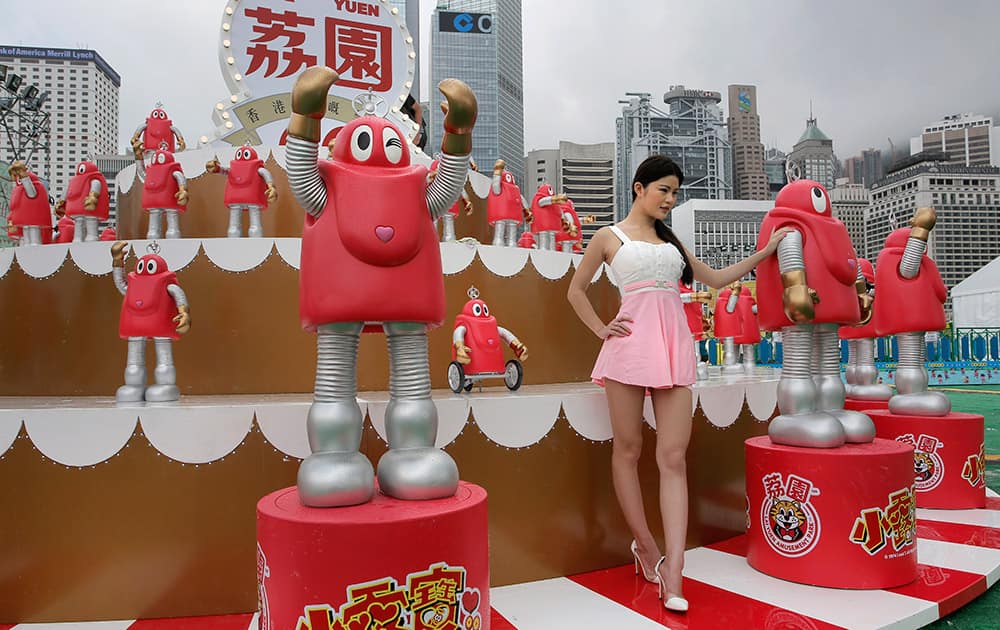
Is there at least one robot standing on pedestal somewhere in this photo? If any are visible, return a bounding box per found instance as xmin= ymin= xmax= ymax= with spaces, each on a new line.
xmin=142 ymin=148 xmax=189 ymax=239
xmin=680 ymin=282 xmax=713 ymax=380
xmin=529 ymin=184 xmax=569 ymax=251
xmin=755 ymin=180 xmax=875 ymax=448
xmin=131 ymin=105 xmax=186 ymax=159
xmin=284 ymin=66 xmax=476 ymax=507
xmin=487 ymin=159 xmax=526 ymax=247
xmin=7 ymin=161 xmax=52 ymax=246
xmin=56 ymin=160 xmax=109 ymax=242
xmin=874 ymin=208 xmax=950 ymax=416
xmin=714 ymin=282 xmax=746 ymax=375
xmin=840 ymin=258 xmax=892 ymax=400
xmin=111 ymin=241 xmax=191 ymax=403
xmin=734 ymin=284 xmax=761 ymax=374
xmin=206 ymin=147 xmax=278 ymax=238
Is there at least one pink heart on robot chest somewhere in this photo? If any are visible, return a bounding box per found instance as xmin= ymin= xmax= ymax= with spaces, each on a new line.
xmin=135 ymin=299 xmax=144 ymax=307
xmin=375 ymin=225 xmax=395 ymax=242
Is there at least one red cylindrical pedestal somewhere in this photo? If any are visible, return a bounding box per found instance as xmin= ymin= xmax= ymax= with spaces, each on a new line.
xmin=257 ymin=482 xmax=490 ymax=630
xmin=746 ymin=436 xmax=917 ymax=589
xmin=844 ymin=397 xmax=889 ymax=413
xmin=868 ymin=410 xmax=987 ymax=509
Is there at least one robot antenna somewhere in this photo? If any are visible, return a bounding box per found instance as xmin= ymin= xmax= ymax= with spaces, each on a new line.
xmin=467 ymin=286 xmax=480 ymax=300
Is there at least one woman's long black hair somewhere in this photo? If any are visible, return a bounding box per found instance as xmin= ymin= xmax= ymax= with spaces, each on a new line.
xmin=631 ymin=155 xmax=693 ymax=285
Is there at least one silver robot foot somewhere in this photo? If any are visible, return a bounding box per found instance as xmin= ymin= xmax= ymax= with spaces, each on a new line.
xmin=145 ymin=384 xmax=181 ymax=402
xmin=723 ymin=364 xmax=745 ymax=376
xmin=697 ymin=362 xmax=709 ymax=381
xmin=297 ymin=451 xmax=375 ymax=507
xmin=889 ymin=392 xmax=952 ymax=417
xmin=116 ymin=385 xmax=145 ymax=403
xmin=851 ymin=384 xmax=893 ymax=401
xmin=768 ymin=412 xmax=846 ymax=448
xmin=827 ymin=409 xmax=876 ymax=443
xmin=376 ymin=448 xmax=459 ymax=501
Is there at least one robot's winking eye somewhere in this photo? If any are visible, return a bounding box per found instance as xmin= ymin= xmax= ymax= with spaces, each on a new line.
xmin=383 ymin=127 xmax=403 ymax=164
xmin=136 ymin=260 xmax=146 ymax=274
xmin=146 ymin=258 xmax=158 ymax=275
xmin=472 ymin=303 xmax=482 ymax=316
xmin=157 ymin=153 xmax=166 ymax=165
xmin=483 ymin=304 xmax=490 ymax=317
xmin=350 ymin=124 xmax=374 ymax=162
xmin=811 ymin=187 xmax=827 ymax=213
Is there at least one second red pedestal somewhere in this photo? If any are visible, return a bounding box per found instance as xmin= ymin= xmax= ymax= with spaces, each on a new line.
xmin=844 ymin=397 xmax=890 ymax=413
xmin=746 ymin=436 xmax=917 ymax=589
xmin=868 ymin=409 xmax=987 ymax=509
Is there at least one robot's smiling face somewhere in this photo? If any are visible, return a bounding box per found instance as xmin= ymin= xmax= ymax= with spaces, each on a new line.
xmin=775 ymin=179 xmax=831 ymax=215
xmin=135 ymin=254 xmax=168 ymax=276
xmin=235 ymin=147 xmax=258 ymax=161
xmin=332 ymin=116 xmax=409 ymax=168
xmin=150 ymin=108 xmax=168 ymax=121
xmin=463 ymin=299 xmax=491 ymax=319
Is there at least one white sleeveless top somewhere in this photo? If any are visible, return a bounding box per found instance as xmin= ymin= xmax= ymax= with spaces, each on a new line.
xmin=608 ymin=225 xmax=686 ymax=293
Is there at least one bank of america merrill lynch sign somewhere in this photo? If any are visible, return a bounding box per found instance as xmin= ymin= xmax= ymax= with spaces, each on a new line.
xmin=207 ymin=0 xmax=417 ymax=148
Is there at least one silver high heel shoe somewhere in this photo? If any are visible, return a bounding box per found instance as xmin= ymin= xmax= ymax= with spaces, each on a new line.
xmin=655 ymin=556 xmax=689 ymax=612
xmin=630 ymin=540 xmax=659 ymax=583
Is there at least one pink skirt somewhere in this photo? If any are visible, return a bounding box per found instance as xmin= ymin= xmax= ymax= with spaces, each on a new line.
xmin=591 ymin=289 xmax=697 ymax=389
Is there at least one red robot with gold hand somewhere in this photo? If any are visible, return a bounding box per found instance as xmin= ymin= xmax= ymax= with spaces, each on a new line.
xmin=714 ymin=282 xmax=746 ymax=375
xmin=874 ymin=208 xmax=950 ymax=416
xmin=131 ymin=105 xmax=186 ymax=160
xmin=57 ymin=160 xmax=109 ymax=242
xmin=142 ymin=149 xmax=189 ymax=239
xmin=756 ymin=180 xmax=875 ymax=448
xmin=733 ymin=284 xmax=761 ymax=374
xmin=487 ymin=159 xmax=526 ymax=247
xmin=206 ymin=146 xmax=278 ymax=238
xmin=448 ymin=288 xmax=528 ymax=392
xmin=285 ymin=67 xmax=476 ymax=507
xmin=7 ymin=161 xmax=53 ymax=246
xmin=529 ymin=184 xmax=569 ymax=251
xmin=680 ymin=282 xmax=713 ymax=380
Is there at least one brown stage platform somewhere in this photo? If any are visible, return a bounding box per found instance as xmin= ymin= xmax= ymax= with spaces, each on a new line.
xmin=0 ymin=375 xmax=778 ymax=622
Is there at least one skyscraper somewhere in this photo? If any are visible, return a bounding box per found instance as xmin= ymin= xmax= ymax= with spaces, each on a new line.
xmin=429 ymin=0 xmax=524 ymax=185
xmin=615 ymin=88 xmax=732 ymax=218
xmin=829 ymin=177 xmax=870 ymax=257
xmin=786 ymin=115 xmax=836 ymax=190
xmin=910 ymin=113 xmax=999 ymax=167
xmin=727 ymin=85 xmax=768 ymax=200
xmin=763 ymin=147 xmax=787 ymax=199
xmin=0 ymin=46 xmax=120 ymax=201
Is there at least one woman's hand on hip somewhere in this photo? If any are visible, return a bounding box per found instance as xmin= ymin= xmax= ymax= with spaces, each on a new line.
xmin=598 ymin=312 xmax=633 ymax=339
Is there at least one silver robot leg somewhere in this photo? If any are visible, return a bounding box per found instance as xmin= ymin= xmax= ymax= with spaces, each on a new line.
xmin=298 ymin=322 xmax=375 ymax=507
xmin=814 ymin=324 xmax=874 ymax=443
xmin=722 ymin=337 xmax=744 ymax=375
xmin=377 ymin=322 xmax=459 ymax=500
xmin=560 ymin=241 xmax=573 ymax=253
xmin=144 ymin=338 xmax=181 ymax=402
xmin=73 ymin=216 xmax=86 ymax=243
xmin=247 ymin=205 xmax=263 ymax=238
xmin=852 ymin=337 xmax=893 ymax=400
xmin=164 ymin=209 xmax=182 ymax=239
xmin=844 ymin=339 xmax=858 ymax=396
xmin=116 ymin=337 xmax=147 ymax=403
xmin=227 ymin=206 xmax=243 ymax=238
xmin=146 ymin=209 xmax=163 ymax=240
xmin=441 ymin=213 xmax=456 ymax=242
xmin=22 ymin=226 xmax=41 ymax=246
xmin=890 ymin=331 xmax=951 ymax=416
xmin=769 ymin=324 xmax=846 ymax=448
xmin=84 ymin=216 xmax=100 ymax=242
xmin=741 ymin=343 xmax=757 ymax=374
xmin=504 ymin=220 xmax=519 ymax=248
xmin=491 ymin=222 xmax=505 ymax=246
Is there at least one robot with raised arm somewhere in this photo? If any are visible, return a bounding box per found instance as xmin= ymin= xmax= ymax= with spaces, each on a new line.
xmin=840 ymin=258 xmax=892 ymax=401
xmin=874 ymin=208 xmax=950 ymax=416
xmin=7 ymin=161 xmax=52 ymax=246
xmin=487 ymin=159 xmax=526 ymax=247
xmin=110 ymin=241 xmax=191 ymax=403
xmin=755 ymin=180 xmax=875 ymax=448
xmin=206 ymin=147 xmax=278 ymax=238
xmin=57 ymin=160 xmax=109 ymax=242
xmin=131 ymin=105 xmax=186 ymax=160
xmin=284 ymin=66 xmax=476 ymax=507
xmin=142 ymin=148 xmax=189 ymax=239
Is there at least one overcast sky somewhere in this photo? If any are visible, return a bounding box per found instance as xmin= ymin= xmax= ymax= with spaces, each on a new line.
xmin=4 ymin=0 xmax=999 ymax=161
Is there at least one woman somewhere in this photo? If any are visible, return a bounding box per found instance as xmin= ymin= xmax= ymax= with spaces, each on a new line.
xmin=567 ymin=155 xmax=788 ymax=612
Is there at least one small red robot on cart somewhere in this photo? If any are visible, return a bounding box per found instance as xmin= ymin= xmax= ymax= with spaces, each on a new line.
xmin=449 ymin=287 xmax=529 ymax=392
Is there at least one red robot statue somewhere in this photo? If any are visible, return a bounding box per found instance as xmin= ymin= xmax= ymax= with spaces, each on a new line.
xmin=714 ymin=282 xmax=746 ymax=375
xmin=487 ymin=159 xmax=527 ymax=247
xmin=680 ymin=282 xmax=713 ymax=380
xmin=448 ymin=287 xmax=528 ymax=392
xmin=733 ymin=284 xmax=761 ymax=374
xmin=756 ymin=179 xmax=875 ymax=448
xmin=284 ymin=67 xmax=477 ymax=507
xmin=874 ymin=208 xmax=950 ymax=416
xmin=56 ymin=160 xmax=109 ymax=242
xmin=142 ymin=149 xmax=189 ymax=239
xmin=529 ymin=184 xmax=569 ymax=251
xmin=131 ymin=105 xmax=186 ymax=159
xmin=7 ymin=161 xmax=53 ymax=246
xmin=206 ymin=146 xmax=278 ymax=238
xmin=839 ymin=258 xmax=891 ymax=401
xmin=555 ymin=199 xmax=580 ymax=253
xmin=110 ymin=241 xmax=191 ymax=403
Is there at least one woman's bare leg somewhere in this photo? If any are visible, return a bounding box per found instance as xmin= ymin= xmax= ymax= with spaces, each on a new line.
xmin=651 ymin=385 xmax=693 ymax=598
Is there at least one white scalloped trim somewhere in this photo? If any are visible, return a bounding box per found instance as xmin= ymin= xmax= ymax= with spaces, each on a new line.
xmin=24 ymin=409 xmax=138 ymax=467
xmin=255 ymin=402 xmax=311 ymax=459
xmin=139 ymin=406 xmax=254 ymax=464
xmin=0 ymin=248 xmax=15 ymax=277
xmin=440 ymin=241 xmax=479 ymax=275
xmin=559 ymin=391 xmax=613 ymax=441
xmin=477 ymin=245 xmax=530 ymax=277
xmin=116 ymin=163 xmax=138 ymax=196
xmin=0 ymin=414 xmax=22 ymax=458
xmin=69 ymin=241 xmax=115 ymax=275
xmin=529 ymin=249 xmax=573 ymax=280
xmin=273 ymin=238 xmax=301 ymax=270
xmin=15 ymin=244 xmax=70 ymax=278
xmin=745 ymin=380 xmax=778 ymax=422
xmin=129 ymin=239 xmax=202 ymax=272
xmin=472 ymin=394 xmax=562 ymax=448
xmin=699 ymin=384 xmax=748 ymax=428
xmin=200 ymin=238 xmax=274 ymax=272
